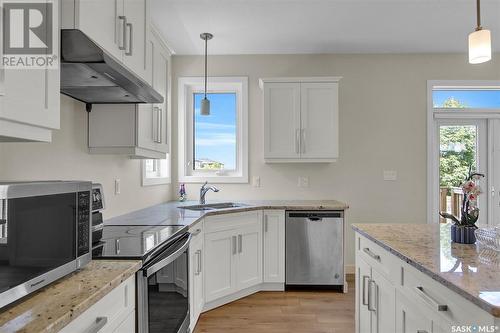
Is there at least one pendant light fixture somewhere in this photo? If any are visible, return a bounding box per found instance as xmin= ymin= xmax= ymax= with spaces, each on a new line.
xmin=200 ymin=32 xmax=213 ymax=115
xmin=468 ymin=0 xmax=491 ymax=64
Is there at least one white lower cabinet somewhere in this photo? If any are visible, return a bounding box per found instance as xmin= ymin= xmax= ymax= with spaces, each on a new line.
xmin=395 ymin=290 xmax=433 ymax=333
xmin=60 ymin=275 xmax=135 ymax=333
xmin=263 ymin=210 xmax=285 ymax=283
xmin=189 ymin=224 xmax=204 ymax=331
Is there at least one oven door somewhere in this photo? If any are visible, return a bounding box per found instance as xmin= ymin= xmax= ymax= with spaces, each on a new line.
xmin=138 ymin=232 xmax=191 ymax=333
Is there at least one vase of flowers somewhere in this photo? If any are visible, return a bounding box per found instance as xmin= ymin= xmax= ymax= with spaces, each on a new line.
xmin=439 ymin=167 xmax=484 ymax=244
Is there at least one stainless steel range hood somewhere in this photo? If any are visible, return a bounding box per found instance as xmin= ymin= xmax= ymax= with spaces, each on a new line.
xmin=60 ymin=29 xmax=163 ymax=105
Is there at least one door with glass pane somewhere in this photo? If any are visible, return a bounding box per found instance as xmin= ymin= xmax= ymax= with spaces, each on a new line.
xmin=437 ymin=119 xmax=487 ymax=225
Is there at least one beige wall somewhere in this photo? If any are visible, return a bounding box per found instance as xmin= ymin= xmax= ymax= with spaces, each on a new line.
xmin=0 ymin=95 xmax=173 ymax=219
xmin=172 ymin=53 xmax=500 ymax=265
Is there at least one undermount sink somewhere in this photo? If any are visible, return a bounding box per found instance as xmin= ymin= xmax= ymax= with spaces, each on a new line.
xmin=179 ymin=202 xmax=247 ymax=211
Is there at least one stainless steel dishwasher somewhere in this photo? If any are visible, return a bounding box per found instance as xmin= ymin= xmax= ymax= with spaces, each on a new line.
xmin=285 ymin=211 xmax=344 ymax=289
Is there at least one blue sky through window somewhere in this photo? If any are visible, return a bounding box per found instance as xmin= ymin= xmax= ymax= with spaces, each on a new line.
xmin=194 ymin=93 xmax=237 ymax=170
xmin=433 ymin=90 xmax=500 ymax=108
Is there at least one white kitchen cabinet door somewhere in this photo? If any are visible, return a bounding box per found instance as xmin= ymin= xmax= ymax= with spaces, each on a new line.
xmin=263 ymin=82 xmax=301 ymax=159
xmin=371 ymin=269 xmax=395 ymax=333
xmin=235 ymin=221 xmax=262 ymax=290
xmin=123 ymin=0 xmax=149 ymax=80
xmin=111 ymin=311 xmax=135 ymax=333
xmin=300 ymin=82 xmax=339 ymax=159
xmin=204 ymin=229 xmax=237 ymax=303
xmin=357 ymin=256 xmax=372 ymax=333
xmin=189 ymin=229 xmax=203 ymax=330
xmin=395 ymin=290 xmax=433 ymax=333
xmin=63 ymin=0 xmax=124 ymax=61
xmin=263 ymin=210 xmax=285 ymax=283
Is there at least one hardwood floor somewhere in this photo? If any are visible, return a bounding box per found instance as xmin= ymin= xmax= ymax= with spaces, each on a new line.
xmin=194 ymin=284 xmax=355 ymax=333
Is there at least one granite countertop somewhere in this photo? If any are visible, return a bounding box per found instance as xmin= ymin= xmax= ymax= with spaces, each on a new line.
xmin=352 ymin=223 xmax=500 ymax=317
xmin=0 ymin=260 xmax=142 ymax=333
xmin=104 ymin=199 xmax=349 ymax=227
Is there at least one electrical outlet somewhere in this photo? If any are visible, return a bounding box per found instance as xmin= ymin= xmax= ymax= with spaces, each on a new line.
xmin=252 ymin=176 xmax=261 ymax=187
xmin=115 ymin=179 xmax=121 ymax=195
xmin=383 ymin=170 xmax=397 ymax=181
xmin=298 ymin=176 xmax=309 ymax=188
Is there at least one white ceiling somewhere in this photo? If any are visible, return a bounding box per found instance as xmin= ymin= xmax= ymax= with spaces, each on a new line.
xmin=151 ymin=0 xmax=500 ymax=55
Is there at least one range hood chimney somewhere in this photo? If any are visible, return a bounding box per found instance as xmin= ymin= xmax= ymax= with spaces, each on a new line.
xmin=60 ymin=29 xmax=163 ymax=107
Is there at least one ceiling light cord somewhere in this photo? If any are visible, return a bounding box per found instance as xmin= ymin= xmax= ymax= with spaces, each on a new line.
xmin=204 ymin=36 xmax=208 ymax=99
xmin=476 ymin=0 xmax=482 ymax=31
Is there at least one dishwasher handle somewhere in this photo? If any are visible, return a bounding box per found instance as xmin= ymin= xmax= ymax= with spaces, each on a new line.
xmin=287 ymin=211 xmax=343 ymax=219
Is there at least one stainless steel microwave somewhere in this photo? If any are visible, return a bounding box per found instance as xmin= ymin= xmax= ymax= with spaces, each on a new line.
xmin=0 ymin=181 xmax=92 ymax=309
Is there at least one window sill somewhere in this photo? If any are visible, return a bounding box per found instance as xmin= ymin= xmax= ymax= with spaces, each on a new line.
xmin=142 ymin=177 xmax=172 ymax=186
xmin=179 ymin=175 xmax=248 ymax=184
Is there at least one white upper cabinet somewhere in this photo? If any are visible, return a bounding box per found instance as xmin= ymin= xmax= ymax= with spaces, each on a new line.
xmin=0 ymin=0 xmax=60 ymax=142
xmin=87 ymin=25 xmax=171 ymax=159
xmin=62 ymin=0 xmax=150 ymax=84
xmin=260 ymin=77 xmax=341 ymax=163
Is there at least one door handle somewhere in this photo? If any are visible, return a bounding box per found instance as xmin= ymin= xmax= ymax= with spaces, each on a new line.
xmin=415 ymin=286 xmax=448 ymax=312
xmin=363 ymin=247 xmax=381 ymax=261
xmin=367 ymin=279 xmax=377 ymax=312
xmin=232 ymin=236 xmax=237 ymax=255
xmin=118 ymin=16 xmax=126 ymax=50
xmin=295 ymin=128 xmax=300 ymax=154
xmin=125 ymin=22 xmax=133 ymax=56
xmin=362 ymin=275 xmax=370 ymax=306
xmin=238 ymin=234 xmax=242 ymax=253
xmin=82 ymin=316 xmax=108 ymax=333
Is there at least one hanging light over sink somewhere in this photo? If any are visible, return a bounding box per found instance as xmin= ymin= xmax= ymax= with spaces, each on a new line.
xmin=468 ymin=0 xmax=492 ymax=64
xmin=200 ymin=32 xmax=213 ymax=115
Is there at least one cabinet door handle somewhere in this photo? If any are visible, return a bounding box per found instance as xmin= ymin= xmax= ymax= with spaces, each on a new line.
xmin=363 ymin=247 xmax=381 ymax=261
xmin=367 ymin=279 xmax=377 ymax=312
xmin=238 ymin=234 xmax=242 ymax=253
xmin=118 ymin=16 xmax=126 ymax=50
xmin=264 ymin=216 xmax=268 ymax=232
xmin=82 ymin=316 xmax=108 ymax=333
xmin=125 ymin=22 xmax=133 ymax=56
xmin=152 ymin=106 xmax=158 ymax=142
xmin=301 ymin=129 xmax=306 ymax=154
xmin=415 ymin=286 xmax=448 ymax=312
xmin=295 ymin=128 xmax=300 ymax=154
xmin=158 ymin=108 xmax=162 ymax=144
xmin=362 ymin=275 xmax=370 ymax=305
xmin=232 ymin=236 xmax=237 ymax=255
xmin=198 ymin=250 xmax=202 ymax=273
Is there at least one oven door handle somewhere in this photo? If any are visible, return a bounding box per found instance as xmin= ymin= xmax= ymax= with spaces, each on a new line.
xmin=144 ymin=234 xmax=191 ymax=278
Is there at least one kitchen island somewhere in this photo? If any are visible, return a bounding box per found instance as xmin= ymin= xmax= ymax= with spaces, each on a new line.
xmin=352 ymin=223 xmax=500 ymax=333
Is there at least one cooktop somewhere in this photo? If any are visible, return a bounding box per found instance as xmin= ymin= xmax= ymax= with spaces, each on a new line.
xmin=93 ymin=224 xmax=187 ymax=260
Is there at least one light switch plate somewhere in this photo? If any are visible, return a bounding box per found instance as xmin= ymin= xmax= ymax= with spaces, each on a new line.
xmin=115 ymin=179 xmax=121 ymax=195
xmin=383 ymin=170 xmax=397 ymax=181
xmin=298 ymin=176 xmax=309 ymax=188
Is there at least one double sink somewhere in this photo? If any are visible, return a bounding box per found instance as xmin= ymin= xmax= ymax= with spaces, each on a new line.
xmin=179 ymin=202 xmax=247 ymax=211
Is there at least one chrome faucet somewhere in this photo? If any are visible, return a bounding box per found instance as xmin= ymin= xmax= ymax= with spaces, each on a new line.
xmin=199 ymin=181 xmax=219 ymax=204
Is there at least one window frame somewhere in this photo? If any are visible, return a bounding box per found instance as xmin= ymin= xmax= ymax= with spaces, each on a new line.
xmin=178 ymin=76 xmax=249 ymax=183
xmin=141 ymin=154 xmax=171 ymax=186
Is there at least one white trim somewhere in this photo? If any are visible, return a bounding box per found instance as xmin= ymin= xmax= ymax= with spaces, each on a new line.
xmin=259 ymin=76 xmax=342 ymax=89
xmin=427 ymin=80 xmax=500 ymax=224
xmin=141 ymin=155 xmax=171 ymax=186
xmin=178 ymin=76 xmax=249 ymax=184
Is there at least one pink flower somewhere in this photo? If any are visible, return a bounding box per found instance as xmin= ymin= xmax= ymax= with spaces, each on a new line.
xmin=468 ymin=194 xmax=477 ymax=202
xmin=462 ymin=180 xmax=476 ymax=193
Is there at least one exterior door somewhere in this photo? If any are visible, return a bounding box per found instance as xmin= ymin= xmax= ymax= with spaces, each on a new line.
xmin=264 ymin=82 xmax=301 ymax=159
xmin=204 ymin=229 xmax=236 ymax=302
xmin=300 ymin=82 xmax=339 ymax=159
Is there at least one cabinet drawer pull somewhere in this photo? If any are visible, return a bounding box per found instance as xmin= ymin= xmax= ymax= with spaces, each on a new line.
xmin=367 ymin=279 xmax=377 ymax=312
xmin=232 ymin=236 xmax=237 ymax=255
xmin=82 ymin=316 xmax=108 ymax=333
xmin=118 ymin=16 xmax=126 ymax=50
xmin=415 ymin=286 xmax=448 ymax=312
xmin=363 ymin=247 xmax=381 ymax=261
xmin=238 ymin=234 xmax=242 ymax=253
xmin=362 ymin=275 xmax=370 ymax=305
xmin=125 ymin=22 xmax=133 ymax=56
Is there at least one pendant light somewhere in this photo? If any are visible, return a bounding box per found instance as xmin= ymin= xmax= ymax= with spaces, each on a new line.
xmin=468 ymin=0 xmax=491 ymax=64
xmin=200 ymin=33 xmax=213 ymax=115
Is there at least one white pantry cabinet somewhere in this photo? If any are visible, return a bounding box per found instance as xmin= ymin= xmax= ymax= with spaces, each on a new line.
xmin=263 ymin=210 xmax=285 ymax=283
xmin=88 ymin=25 xmax=171 ymax=159
xmin=60 ymin=275 xmax=135 ymax=333
xmin=61 ymin=0 xmax=150 ymax=83
xmin=259 ymin=77 xmax=341 ymax=163
xmin=0 ymin=0 xmax=60 ymax=142
xmin=203 ymin=211 xmax=263 ymax=304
